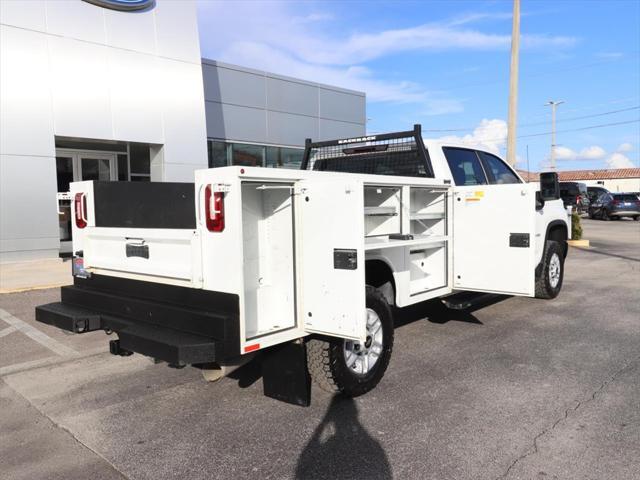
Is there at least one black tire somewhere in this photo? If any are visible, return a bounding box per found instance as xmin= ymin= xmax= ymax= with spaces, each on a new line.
xmin=602 ymin=209 xmax=610 ymax=221
xmin=306 ymin=286 xmax=394 ymax=397
xmin=535 ymin=240 xmax=565 ymax=299
xmin=634 ymin=216 xmax=639 ymax=221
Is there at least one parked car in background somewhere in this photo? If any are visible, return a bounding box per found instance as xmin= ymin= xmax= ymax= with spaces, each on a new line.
xmin=560 ymin=181 xmax=590 ymax=215
xmin=588 ymin=192 xmax=640 ymax=221
xmin=587 ymin=185 xmax=609 ymax=204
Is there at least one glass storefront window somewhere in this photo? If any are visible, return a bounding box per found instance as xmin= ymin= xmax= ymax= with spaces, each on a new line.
xmin=117 ymin=154 xmax=128 ymax=181
xmin=265 ymin=147 xmax=279 ymax=168
xmin=130 ymin=175 xmax=151 ymax=182
xmin=280 ymin=147 xmax=304 ymax=169
xmin=266 ymin=146 xmax=303 ymax=169
xmin=208 ymin=141 xmax=228 ymax=168
xmin=129 ymin=143 xmax=150 ymax=175
xmin=81 ymin=157 xmax=112 ymax=181
xmin=56 ymin=157 xmax=74 ymax=192
xmin=207 ymin=141 xmax=303 ymax=169
xmin=232 ymin=143 xmax=264 ymax=167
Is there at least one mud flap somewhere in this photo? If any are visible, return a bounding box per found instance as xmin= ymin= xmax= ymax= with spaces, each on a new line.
xmin=262 ymin=341 xmax=311 ymax=407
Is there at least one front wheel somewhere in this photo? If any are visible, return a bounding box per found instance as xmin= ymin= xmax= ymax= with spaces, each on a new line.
xmin=535 ymin=240 xmax=565 ymax=299
xmin=306 ymin=286 xmax=394 ymax=397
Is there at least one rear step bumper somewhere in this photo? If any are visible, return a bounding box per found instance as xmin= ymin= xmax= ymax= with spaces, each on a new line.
xmin=35 ymin=274 xmax=240 ymax=366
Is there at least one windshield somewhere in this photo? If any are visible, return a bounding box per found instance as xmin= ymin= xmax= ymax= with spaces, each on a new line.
xmin=615 ymin=194 xmax=639 ymax=202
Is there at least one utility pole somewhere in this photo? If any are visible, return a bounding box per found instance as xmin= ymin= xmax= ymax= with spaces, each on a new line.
xmin=506 ymin=0 xmax=520 ymax=166
xmin=545 ymin=100 xmax=564 ymax=169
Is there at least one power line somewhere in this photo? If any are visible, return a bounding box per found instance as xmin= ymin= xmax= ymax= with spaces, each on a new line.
xmin=423 ymin=105 xmax=640 ymax=132
xmin=519 ymin=119 xmax=640 ymax=139
xmin=522 ymin=105 xmax=639 ymax=127
xmin=429 ymin=119 xmax=640 ymax=144
xmin=433 ymin=52 xmax=640 ymax=93
xmin=524 ymin=96 xmax=640 ymax=119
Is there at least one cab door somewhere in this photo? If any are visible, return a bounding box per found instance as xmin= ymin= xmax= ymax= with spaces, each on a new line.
xmin=295 ymin=177 xmax=366 ymax=341
xmin=452 ymin=183 xmax=536 ymax=296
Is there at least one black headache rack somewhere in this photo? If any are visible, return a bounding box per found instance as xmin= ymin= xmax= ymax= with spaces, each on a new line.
xmin=300 ymin=124 xmax=434 ymax=178
xmin=35 ymin=275 xmax=240 ymax=366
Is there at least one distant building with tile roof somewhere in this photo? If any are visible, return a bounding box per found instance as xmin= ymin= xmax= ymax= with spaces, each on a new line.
xmin=517 ymin=168 xmax=640 ymax=192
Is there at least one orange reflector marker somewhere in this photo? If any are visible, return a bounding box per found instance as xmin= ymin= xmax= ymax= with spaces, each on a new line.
xmin=244 ymin=343 xmax=260 ymax=353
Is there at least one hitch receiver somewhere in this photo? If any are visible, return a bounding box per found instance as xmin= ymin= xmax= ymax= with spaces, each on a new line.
xmin=109 ymin=339 xmax=133 ymax=357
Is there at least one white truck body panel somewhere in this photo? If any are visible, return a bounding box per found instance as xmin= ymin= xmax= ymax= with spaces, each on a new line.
xmin=83 ymin=227 xmax=201 ymax=285
xmin=67 ymin=142 xmax=569 ymax=355
xmin=452 ymin=183 xmax=535 ymax=296
xmin=296 ymin=177 xmax=366 ymax=340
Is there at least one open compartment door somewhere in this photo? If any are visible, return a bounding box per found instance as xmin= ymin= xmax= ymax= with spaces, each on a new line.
xmin=452 ymin=184 xmax=536 ymax=296
xmin=296 ymin=178 xmax=366 ymax=341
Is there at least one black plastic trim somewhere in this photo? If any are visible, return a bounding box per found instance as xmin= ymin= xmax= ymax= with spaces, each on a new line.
xmin=544 ymin=220 xmax=569 ymax=257
xmin=92 ymin=181 xmax=196 ymax=229
xmin=301 ymin=124 xmax=434 ymax=177
xmin=35 ymin=274 xmax=240 ymax=364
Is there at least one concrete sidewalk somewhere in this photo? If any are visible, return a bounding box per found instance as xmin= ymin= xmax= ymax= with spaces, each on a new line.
xmin=0 ymin=259 xmax=72 ymax=294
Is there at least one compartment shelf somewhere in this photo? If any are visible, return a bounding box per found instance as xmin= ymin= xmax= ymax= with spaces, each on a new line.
xmin=364 ymin=186 xmax=402 ymax=236
xmin=364 ymin=234 xmax=448 ymax=251
xmin=410 ymin=212 xmax=445 ymax=220
xmin=364 ymin=206 xmax=398 ymax=217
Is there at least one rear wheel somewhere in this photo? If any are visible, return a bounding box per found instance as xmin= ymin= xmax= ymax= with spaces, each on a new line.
xmin=602 ymin=209 xmax=610 ymax=221
xmin=535 ymin=240 xmax=564 ymax=299
xmin=306 ymin=286 xmax=394 ymax=396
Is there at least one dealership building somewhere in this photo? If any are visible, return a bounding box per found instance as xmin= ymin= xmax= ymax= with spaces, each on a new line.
xmin=0 ymin=0 xmax=366 ymax=263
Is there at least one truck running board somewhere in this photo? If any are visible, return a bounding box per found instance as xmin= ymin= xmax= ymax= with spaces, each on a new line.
xmin=441 ymin=292 xmax=503 ymax=310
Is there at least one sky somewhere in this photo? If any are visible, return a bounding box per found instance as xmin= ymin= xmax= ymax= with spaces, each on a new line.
xmin=197 ymin=0 xmax=640 ymax=172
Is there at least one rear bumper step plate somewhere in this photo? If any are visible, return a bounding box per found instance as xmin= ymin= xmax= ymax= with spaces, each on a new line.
xmin=35 ymin=275 xmax=240 ymax=365
xmin=36 ymin=302 xmax=218 ymax=365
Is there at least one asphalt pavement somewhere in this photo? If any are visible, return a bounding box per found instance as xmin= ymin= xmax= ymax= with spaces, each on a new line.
xmin=1 ymin=218 xmax=639 ymax=480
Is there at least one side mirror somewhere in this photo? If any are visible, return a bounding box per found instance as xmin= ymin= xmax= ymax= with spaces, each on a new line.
xmin=539 ymin=171 xmax=560 ymax=201
xmin=536 ymin=191 xmax=545 ymax=210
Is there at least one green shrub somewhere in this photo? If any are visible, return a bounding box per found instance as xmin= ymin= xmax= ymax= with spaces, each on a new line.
xmin=571 ymin=212 xmax=583 ymax=240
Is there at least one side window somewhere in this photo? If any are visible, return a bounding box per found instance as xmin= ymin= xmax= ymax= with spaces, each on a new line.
xmin=442 ymin=148 xmax=487 ymax=186
xmin=477 ymin=151 xmax=521 ymax=184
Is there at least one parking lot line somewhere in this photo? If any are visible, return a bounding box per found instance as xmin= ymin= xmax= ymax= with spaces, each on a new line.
xmin=0 ymin=347 xmax=107 ymax=377
xmin=0 ymin=308 xmax=79 ymax=358
xmin=0 ymin=325 xmax=18 ymax=338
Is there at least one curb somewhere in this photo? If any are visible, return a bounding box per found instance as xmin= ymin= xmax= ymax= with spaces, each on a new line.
xmin=0 ymin=282 xmax=70 ymax=295
xmin=567 ymin=239 xmax=590 ymax=248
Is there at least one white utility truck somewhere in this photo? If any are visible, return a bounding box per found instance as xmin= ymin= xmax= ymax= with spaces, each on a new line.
xmin=37 ymin=126 xmax=569 ymax=405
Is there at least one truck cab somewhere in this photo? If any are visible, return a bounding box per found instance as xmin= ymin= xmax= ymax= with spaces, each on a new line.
xmin=423 ymin=140 xmax=570 ymax=289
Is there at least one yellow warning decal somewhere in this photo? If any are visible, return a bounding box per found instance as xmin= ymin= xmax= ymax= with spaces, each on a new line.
xmin=474 ymin=191 xmax=485 ymax=197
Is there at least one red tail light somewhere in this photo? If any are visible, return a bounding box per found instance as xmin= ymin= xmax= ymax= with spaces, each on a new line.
xmin=205 ymin=185 xmax=225 ymax=232
xmin=74 ymin=193 xmax=87 ymax=229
